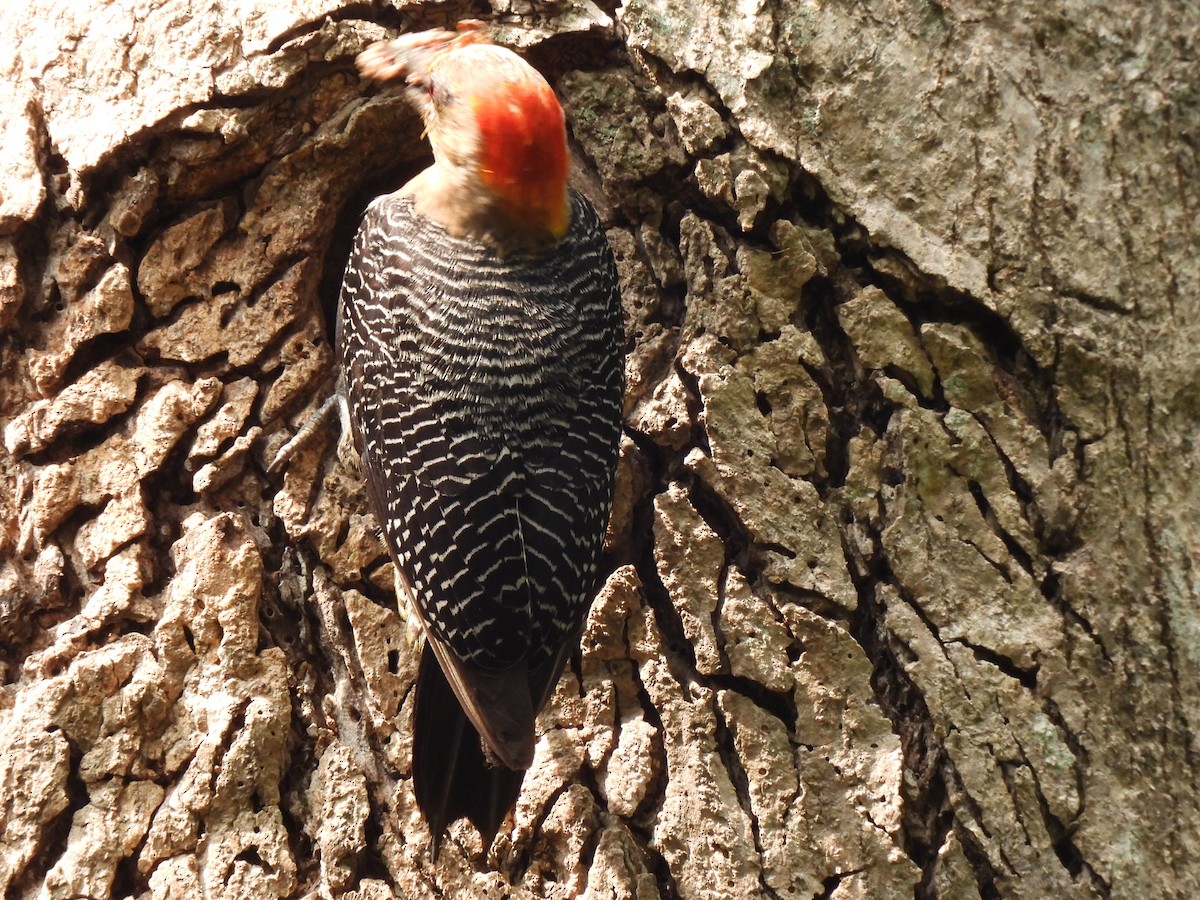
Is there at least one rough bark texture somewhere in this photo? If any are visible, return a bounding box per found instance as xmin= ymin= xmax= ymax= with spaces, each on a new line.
xmin=1 ymin=1 xmax=1196 ymax=898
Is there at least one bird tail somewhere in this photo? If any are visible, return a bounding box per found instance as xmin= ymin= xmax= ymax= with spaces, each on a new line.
xmin=411 ymin=644 xmax=526 ymax=855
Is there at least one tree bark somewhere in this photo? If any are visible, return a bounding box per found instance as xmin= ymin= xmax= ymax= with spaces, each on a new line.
xmin=1 ymin=1 xmax=1196 ymax=898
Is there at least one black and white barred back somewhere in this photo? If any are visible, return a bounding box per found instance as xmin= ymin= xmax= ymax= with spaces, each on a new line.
xmin=337 ymin=188 xmax=624 ymax=672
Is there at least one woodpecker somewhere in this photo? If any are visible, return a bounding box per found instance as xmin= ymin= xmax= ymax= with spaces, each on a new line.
xmin=338 ymin=22 xmax=624 ymax=852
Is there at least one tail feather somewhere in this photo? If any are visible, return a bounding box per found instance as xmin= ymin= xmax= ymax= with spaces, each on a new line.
xmin=412 ymin=644 xmax=526 ymax=855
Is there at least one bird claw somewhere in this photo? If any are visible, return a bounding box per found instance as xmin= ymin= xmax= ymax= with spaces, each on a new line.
xmin=267 ymin=392 xmax=339 ymax=475
xmin=394 ymin=569 xmax=426 ymax=651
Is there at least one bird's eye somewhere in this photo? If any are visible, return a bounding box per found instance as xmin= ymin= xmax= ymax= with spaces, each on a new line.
xmin=428 ymin=79 xmax=453 ymax=109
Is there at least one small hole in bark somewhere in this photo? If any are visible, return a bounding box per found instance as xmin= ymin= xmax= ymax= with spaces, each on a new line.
xmin=234 ymin=846 xmax=273 ymax=874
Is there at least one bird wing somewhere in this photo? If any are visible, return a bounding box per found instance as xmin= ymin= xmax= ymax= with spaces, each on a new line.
xmin=337 ymin=191 xmax=621 ymax=768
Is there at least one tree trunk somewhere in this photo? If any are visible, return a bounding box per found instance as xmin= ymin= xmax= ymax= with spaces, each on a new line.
xmin=1 ymin=1 xmax=1196 ymax=897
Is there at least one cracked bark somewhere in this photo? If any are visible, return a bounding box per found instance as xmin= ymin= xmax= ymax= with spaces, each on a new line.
xmin=1 ymin=1 xmax=1196 ymax=898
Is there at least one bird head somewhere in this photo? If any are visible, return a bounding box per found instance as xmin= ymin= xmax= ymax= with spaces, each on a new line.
xmin=358 ymin=22 xmax=571 ymax=246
